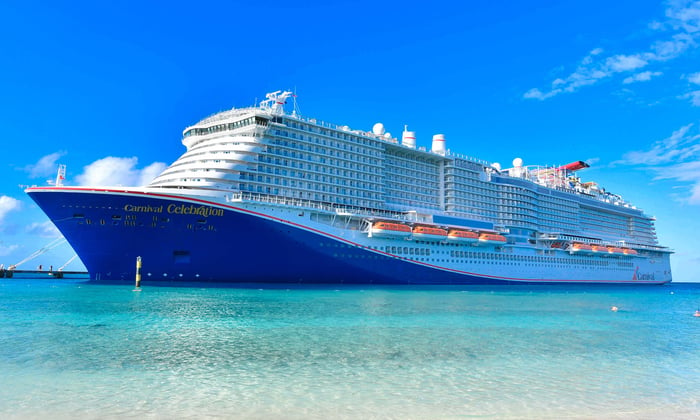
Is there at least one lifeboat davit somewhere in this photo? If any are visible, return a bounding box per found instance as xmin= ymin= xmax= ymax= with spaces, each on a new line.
xmin=446 ymin=229 xmax=479 ymax=244
xmin=370 ymin=222 xmax=412 ymax=238
xmin=412 ymin=226 xmax=448 ymax=242
xmin=622 ymin=248 xmax=638 ymax=257
xmin=478 ymin=233 xmax=507 ymax=246
xmin=570 ymin=243 xmax=594 ymax=254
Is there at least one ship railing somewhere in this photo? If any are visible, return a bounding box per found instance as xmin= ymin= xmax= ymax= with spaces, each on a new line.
xmin=615 ymin=242 xmax=673 ymax=252
xmin=228 ymin=192 xmax=414 ymax=221
xmin=536 ymin=233 xmax=671 ymax=252
xmin=284 ymin=113 xmax=491 ymax=164
xmin=444 ymin=151 xmax=490 ymax=166
xmin=188 ymin=107 xmax=257 ymax=127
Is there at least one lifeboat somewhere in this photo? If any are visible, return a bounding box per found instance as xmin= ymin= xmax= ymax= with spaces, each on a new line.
xmin=370 ymin=221 xmax=412 ymax=238
xmin=478 ymin=233 xmax=507 ymax=246
xmin=412 ymin=226 xmax=448 ymax=242
xmin=607 ymin=247 xmax=625 ymax=256
xmin=557 ymin=161 xmax=590 ymax=172
xmin=590 ymin=245 xmax=605 ymax=253
xmin=446 ymin=229 xmax=479 ymax=244
xmin=622 ymin=248 xmax=638 ymax=257
xmin=570 ymin=242 xmax=594 ymax=254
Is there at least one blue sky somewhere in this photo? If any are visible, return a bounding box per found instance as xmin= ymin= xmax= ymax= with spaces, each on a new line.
xmin=1 ymin=0 xmax=699 ymax=281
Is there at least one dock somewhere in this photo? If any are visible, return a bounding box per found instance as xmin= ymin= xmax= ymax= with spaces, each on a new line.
xmin=0 ymin=269 xmax=89 ymax=279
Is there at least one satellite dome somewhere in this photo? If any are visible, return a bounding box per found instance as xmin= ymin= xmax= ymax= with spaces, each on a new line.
xmin=492 ymin=162 xmax=501 ymax=171
xmin=372 ymin=123 xmax=385 ymax=135
xmin=513 ymin=158 xmax=523 ymax=168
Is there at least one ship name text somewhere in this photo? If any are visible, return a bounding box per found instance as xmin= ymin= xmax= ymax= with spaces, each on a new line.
xmin=124 ymin=204 xmax=224 ymax=217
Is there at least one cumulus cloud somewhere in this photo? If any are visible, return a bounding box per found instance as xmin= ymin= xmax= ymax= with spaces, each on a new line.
xmin=138 ymin=162 xmax=169 ymax=186
xmin=525 ymin=1 xmax=700 ymax=100
xmin=75 ymin=157 xmax=167 ymax=187
xmin=623 ymin=71 xmax=663 ymax=84
xmin=0 ymin=196 xmax=22 ymax=223
xmin=614 ymin=123 xmax=700 ymax=204
xmin=22 ymin=151 xmax=66 ymax=178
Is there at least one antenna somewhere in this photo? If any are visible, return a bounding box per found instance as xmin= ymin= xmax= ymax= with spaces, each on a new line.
xmin=292 ymin=88 xmax=301 ymax=117
xmin=55 ymin=164 xmax=66 ymax=186
xmin=259 ymin=91 xmax=293 ymax=115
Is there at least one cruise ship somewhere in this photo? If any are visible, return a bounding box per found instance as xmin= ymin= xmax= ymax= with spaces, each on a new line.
xmin=26 ymin=91 xmax=672 ymax=284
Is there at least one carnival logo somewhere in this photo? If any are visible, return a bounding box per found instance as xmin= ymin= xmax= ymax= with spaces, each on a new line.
xmin=124 ymin=204 xmax=163 ymax=213
xmin=632 ymin=266 xmax=655 ymax=281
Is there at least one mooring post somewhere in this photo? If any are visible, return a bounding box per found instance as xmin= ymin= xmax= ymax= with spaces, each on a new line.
xmin=134 ymin=256 xmax=142 ymax=290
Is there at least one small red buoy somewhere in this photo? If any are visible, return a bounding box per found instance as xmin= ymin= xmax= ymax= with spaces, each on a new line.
xmin=694 ymin=310 xmax=700 ymax=317
xmin=611 ymin=306 xmax=619 ymax=312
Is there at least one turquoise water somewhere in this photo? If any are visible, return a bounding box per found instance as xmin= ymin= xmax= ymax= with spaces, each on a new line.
xmin=1 ymin=280 xmax=699 ymax=419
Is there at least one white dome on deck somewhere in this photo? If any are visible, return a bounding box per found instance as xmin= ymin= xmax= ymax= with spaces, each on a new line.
xmin=372 ymin=123 xmax=385 ymax=135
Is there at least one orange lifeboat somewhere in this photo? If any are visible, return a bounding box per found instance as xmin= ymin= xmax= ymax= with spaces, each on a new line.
xmin=370 ymin=221 xmax=412 ymax=238
xmin=478 ymin=233 xmax=507 ymax=246
xmin=412 ymin=226 xmax=448 ymax=242
xmin=607 ymin=247 xmax=625 ymax=256
xmin=446 ymin=229 xmax=479 ymax=243
xmin=570 ymin=243 xmax=594 ymax=254
xmin=591 ymin=245 xmax=605 ymax=253
xmin=622 ymin=248 xmax=638 ymax=257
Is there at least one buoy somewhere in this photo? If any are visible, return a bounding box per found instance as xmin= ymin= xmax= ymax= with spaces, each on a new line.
xmin=694 ymin=310 xmax=700 ymax=317
xmin=133 ymin=256 xmax=142 ymax=291
xmin=611 ymin=306 xmax=619 ymax=312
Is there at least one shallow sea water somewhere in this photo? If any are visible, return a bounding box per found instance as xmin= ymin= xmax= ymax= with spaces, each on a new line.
xmin=1 ymin=279 xmax=699 ymax=419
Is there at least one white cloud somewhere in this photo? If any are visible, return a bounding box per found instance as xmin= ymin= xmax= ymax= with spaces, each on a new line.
xmin=691 ymin=181 xmax=700 ymax=204
xmin=665 ymin=0 xmax=700 ymax=33
xmin=524 ymin=1 xmax=700 ymax=100
xmin=623 ymin=71 xmax=663 ymax=84
xmin=606 ymin=54 xmax=648 ymax=72
xmin=75 ymin=157 xmax=167 ymax=187
xmin=648 ymin=33 xmax=695 ymax=60
xmin=23 ymin=151 xmax=66 ymax=178
xmin=0 ymin=196 xmax=22 ymax=223
xmin=0 ymin=244 xmax=19 ymax=257
xmin=682 ymin=90 xmax=700 ymax=105
xmin=615 ymin=123 xmax=700 ymax=205
xmin=138 ymin=162 xmax=168 ymax=186
xmin=25 ymin=221 xmax=61 ymax=238
xmin=523 ymin=88 xmax=555 ymax=100
xmin=680 ymin=71 xmax=700 ymax=105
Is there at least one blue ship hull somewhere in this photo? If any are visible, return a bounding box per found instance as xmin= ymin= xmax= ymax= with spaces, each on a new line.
xmin=25 ymin=189 xmax=469 ymax=284
xmin=26 ymin=188 xmax=670 ymax=285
